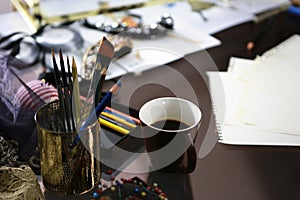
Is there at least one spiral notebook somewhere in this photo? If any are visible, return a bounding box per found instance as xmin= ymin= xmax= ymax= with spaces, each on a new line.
xmin=207 ymin=34 xmax=300 ymax=146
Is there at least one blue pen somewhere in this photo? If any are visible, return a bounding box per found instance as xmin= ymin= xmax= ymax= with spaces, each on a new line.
xmin=72 ymin=81 xmax=121 ymax=146
xmin=83 ymin=80 xmax=121 ymax=128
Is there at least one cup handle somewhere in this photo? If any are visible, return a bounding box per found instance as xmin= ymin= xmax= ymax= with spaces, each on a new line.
xmin=183 ymin=143 xmax=197 ymax=174
xmin=177 ymin=133 xmax=197 ymax=174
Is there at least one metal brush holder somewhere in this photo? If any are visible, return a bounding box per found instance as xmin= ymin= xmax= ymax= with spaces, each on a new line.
xmin=35 ymin=100 xmax=100 ymax=195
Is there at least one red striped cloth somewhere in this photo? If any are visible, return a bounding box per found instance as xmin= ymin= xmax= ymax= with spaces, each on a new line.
xmin=16 ymin=80 xmax=58 ymax=110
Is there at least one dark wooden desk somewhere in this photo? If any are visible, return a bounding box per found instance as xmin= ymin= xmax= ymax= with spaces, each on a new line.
xmin=109 ymin=11 xmax=300 ymax=200
xmin=40 ymin=10 xmax=300 ymax=200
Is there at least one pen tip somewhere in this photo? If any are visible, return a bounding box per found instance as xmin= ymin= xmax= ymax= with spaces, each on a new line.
xmin=110 ymin=80 xmax=122 ymax=94
xmin=116 ymin=80 xmax=122 ymax=87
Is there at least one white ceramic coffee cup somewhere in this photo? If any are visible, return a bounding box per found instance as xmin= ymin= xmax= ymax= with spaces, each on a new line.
xmin=139 ymin=97 xmax=202 ymax=173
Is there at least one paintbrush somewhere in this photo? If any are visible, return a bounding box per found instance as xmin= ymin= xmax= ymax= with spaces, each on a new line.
xmin=59 ymin=49 xmax=73 ymax=131
xmin=71 ymin=56 xmax=81 ymax=127
xmin=66 ymin=55 xmax=76 ymax=131
xmin=66 ymin=55 xmax=73 ymax=95
xmin=51 ymin=50 xmax=67 ymax=131
xmin=95 ymin=67 xmax=107 ymax=105
xmin=86 ymin=36 xmax=114 ymax=107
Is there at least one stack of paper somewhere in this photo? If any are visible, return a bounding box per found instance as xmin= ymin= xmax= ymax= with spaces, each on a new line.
xmin=207 ymin=34 xmax=300 ymax=146
xmin=129 ymin=1 xmax=254 ymax=34
xmin=95 ymin=1 xmax=225 ymax=79
xmin=104 ymin=0 xmax=290 ymax=79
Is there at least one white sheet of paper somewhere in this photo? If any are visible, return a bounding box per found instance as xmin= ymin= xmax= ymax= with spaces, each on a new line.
xmin=238 ymin=84 xmax=300 ymax=135
xmin=130 ymin=1 xmax=254 ymax=34
xmin=40 ymin=0 xmax=148 ymax=17
xmin=207 ymin=72 xmax=247 ymax=128
xmin=207 ymin=71 xmax=300 ymax=146
xmin=221 ymin=125 xmax=300 ymax=146
xmin=235 ymin=35 xmax=300 ymax=135
xmin=198 ymin=5 xmax=254 ymax=34
xmin=202 ymin=0 xmax=290 ymax=14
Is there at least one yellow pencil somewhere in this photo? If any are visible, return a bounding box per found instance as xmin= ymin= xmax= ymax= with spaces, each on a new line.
xmin=98 ymin=118 xmax=130 ymax=135
xmin=101 ymin=112 xmax=137 ymax=129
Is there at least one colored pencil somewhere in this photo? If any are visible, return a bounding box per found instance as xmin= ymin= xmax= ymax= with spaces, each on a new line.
xmin=103 ymin=108 xmax=136 ymax=124
xmin=105 ymin=106 xmax=141 ymax=125
xmin=100 ymin=115 xmax=130 ymax=131
xmin=101 ymin=111 xmax=136 ymax=129
xmin=98 ymin=118 xmax=129 ymax=135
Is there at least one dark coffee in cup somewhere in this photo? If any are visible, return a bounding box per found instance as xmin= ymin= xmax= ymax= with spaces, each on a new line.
xmin=152 ymin=119 xmax=189 ymax=131
xmin=139 ymin=97 xmax=202 ymax=174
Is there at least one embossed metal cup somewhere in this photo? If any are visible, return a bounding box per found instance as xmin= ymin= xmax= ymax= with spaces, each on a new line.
xmin=35 ymin=100 xmax=100 ymax=195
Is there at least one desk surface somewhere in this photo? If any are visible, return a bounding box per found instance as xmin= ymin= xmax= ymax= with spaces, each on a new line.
xmin=109 ymin=11 xmax=300 ymax=200
xmin=2 ymin=8 xmax=300 ymax=200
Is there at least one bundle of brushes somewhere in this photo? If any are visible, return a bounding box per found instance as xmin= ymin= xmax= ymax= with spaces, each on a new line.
xmin=51 ymin=35 xmax=116 ymax=137
xmin=51 ymin=49 xmax=77 ymax=132
xmin=48 ymin=36 xmax=116 ymax=190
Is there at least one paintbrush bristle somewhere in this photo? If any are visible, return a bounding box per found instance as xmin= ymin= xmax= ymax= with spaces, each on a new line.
xmin=59 ymin=49 xmax=63 ymax=60
xmin=95 ymin=37 xmax=115 ymax=70
xmin=67 ymin=56 xmax=70 ymax=71
xmin=72 ymin=57 xmax=77 ymax=69
xmin=51 ymin=50 xmax=59 ymax=71
xmin=98 ymin=36 xmax=115 ymax=58
xmin=51 ymin=49 xmax=55 ymax=58
xmin=59 ymin=49 xmax=65 ymax=70
xmin=51 ymin=50 xmax=56 ymax=64
xmin=58 ymin=49 xmax=69 ymax=87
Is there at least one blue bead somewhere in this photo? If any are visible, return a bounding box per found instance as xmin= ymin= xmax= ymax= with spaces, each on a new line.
xmin=134 ymin=187 xmax=140 ymax=193
xmin=93 ymin=192 xmax=99 ymax=197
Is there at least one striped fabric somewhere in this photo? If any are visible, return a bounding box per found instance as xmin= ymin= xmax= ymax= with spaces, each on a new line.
xmin=16 ymin=80 xmax=58 ymax=110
